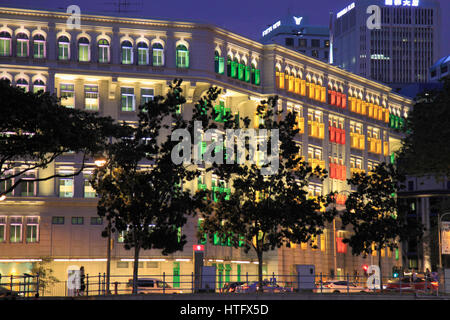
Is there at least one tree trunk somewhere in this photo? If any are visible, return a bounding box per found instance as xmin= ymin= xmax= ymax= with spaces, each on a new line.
xmin=132 ymin=242 xmax=141 ymax=295
xmin=257 ymin=250 xmax=263 ymax=293
xmin=378 ymin=248 xmax=383 ymax=293
xmin=106 ymin=223 xmax=111 ymax=295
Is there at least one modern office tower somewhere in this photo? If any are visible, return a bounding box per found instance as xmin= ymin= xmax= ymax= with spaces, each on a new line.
xmin=0 ymin=6 xmax=410 ymax=294
xmin=333 ymin=0 xmax=441 ymax=87
xmin=260 ymin=15 xmax=331 ymax=63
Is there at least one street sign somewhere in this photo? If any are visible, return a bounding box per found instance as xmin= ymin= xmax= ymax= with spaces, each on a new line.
xmin=441 ymin=222 xmax=450 ymax=254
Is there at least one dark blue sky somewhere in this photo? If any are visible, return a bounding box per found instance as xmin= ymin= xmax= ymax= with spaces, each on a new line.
xmin=0 ymin=0 xmax=449 ymax=58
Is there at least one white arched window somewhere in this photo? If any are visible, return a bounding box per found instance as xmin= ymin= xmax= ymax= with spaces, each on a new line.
xmin=0 ymin=31 xmax=12 ymax=56
xmin=121 ymin=40 xmax=133 ymax=64
xmin=33 ymin=79 xmax=46 ymax=93
xmin=58 ymin=35 xmax=70 ymax=60
xmin=33 ymin=34 xmax=46 ymax=59
xmin=98 ymin=39 xmax=110 ymax=63
xmin=78 ymin=37 xmax=90 ymax=62
xmin=16 ymin=33 xmax=29 ymax=57
xmin=137 ymin=42 xmax=149 ymax=65
xmin=152 ymin=42 xmax=164 ymax=66
xmin=176 ymin=44 xmax=189 ymax=68
xmin=16 ymin=78 xmax=29 ymax=92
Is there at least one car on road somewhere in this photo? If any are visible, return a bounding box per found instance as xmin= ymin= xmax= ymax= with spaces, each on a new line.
xmin=314 ymin=280 xmax=369 ymax=293
xmin=125 ymin=278 xmax=183 ymax=294
xmin=235 ymin=281 xmax=292 ymax=293
xmin=385 ymin=277 xmax=438 ymax=293
xmin=222 ymin=281 xmax=246 ymax=293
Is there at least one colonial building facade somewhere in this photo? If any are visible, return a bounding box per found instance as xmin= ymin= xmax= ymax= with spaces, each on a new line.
xmin=0 ymin=7 xmax=411 ymax=293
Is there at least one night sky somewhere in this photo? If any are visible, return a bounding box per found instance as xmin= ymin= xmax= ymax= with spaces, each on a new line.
xmin=0 ymin=0 xmax=449 ymax=58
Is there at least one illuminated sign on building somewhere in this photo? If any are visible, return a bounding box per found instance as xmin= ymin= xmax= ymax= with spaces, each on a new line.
xmin=293 ymin=16 xmax=303 ymax=25
xmin=337 ymin=2 xmax=355 ymax=18
xmin=385 ymin=0 xmax=419 ymax=6
xmin=262 ymin=20 xmax=281 ymax=37
xmin=193 ymin=244 xmax=205 ymax=251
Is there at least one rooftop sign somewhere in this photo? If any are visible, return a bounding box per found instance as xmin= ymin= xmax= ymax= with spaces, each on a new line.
xmin=385 ymin=0 xmax=419 ymax=6
xmin=262 ymin=20 xmax=281 ymax=37
xmin=337 ymin=2 xmax=355 ymax=18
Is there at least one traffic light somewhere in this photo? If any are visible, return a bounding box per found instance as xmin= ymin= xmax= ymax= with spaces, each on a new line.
xmin=362 ymin=264 xmax=368 ymax=276
xmin=392 ymin=266 xmax=400 ymax=278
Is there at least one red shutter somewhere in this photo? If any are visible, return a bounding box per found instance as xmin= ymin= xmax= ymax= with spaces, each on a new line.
xmin=341 ymin=129 xmax=346 ymax=145
xmin=336 ymin=92 xmax=342 ymax=108
xmin=341 ymin=94 xmax=347 ymax=109
xmin=336 ymin=237 xmax=348 ymax=253
xmin=335 ymin=128 xmax=341 ymax=144
xmin=341 ymin=165 xmax=346 ymax=181
xmin=330 ymin=91 xmax=336 ymax=105
xmin=330 ymin=126 xmax=336 ymax=142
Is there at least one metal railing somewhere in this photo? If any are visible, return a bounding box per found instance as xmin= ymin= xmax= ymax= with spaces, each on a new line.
xmin=33 ymin=272 xmax=444 ymax=297
xmin=0 ymin=273 xmax=39 ymax=298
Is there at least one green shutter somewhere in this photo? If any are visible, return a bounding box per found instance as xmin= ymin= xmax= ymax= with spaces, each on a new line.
xmin=227 ymin=58 xmax=232 ymax=77
xmin=238 ymin=64 xmax=245 ymax=81
xmin=231 ymin=61 xmax=238 ymax=78
xmin=254 ymin=69 xmax=261 ymax=85
xmin=237 ymin=264 xmax=241 ymax=281
xmin=197 ymin=219 xmax=207 ymax=244
xmin=214 ymin=55 xmax=219 ymax=73
xmin=245 ymin=66 xmax=251 ymax=82
xmin=218 ymin=57 xmax=225 ymax=74
xmin=173 ymin=262 xmax=180 ymax=288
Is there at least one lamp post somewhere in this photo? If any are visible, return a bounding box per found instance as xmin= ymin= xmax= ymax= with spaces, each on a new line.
xmin=95 ymin=156 xmax=112 ymax=295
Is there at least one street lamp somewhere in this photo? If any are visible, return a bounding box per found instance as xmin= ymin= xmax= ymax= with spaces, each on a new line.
xmin=95 ymin=157 xmax=112 ymax=295
xmin=0 ymin=194 xmax=6 ymax=201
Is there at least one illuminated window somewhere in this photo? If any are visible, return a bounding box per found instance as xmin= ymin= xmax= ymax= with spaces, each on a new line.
xmin=121 ymin=87 xmax=135 ymax=111
xmin=16 ymin=33 xmax=29 ymax=57
xmin=140 ymin=88 xmax=154 ymax=107
xmin=21 ymin=172 xmax=36 ymax=196
xmin=33 ymin=79 xmax=45 ymax=93
xmin=71 ymin=217 xmax=84 ymax=225
xmin=90 ymin=217 xmax=102 ymax=225
xmin=121 ymin=40 xmax=133 ymax=64
xmin=84 ymin=85 xmax=99 ymax=110
xmin=84 ymin=174 xmax=96 ymax=198
xmin=60 ymin=84 xmax=75 ymax=108
xmin=26 ymin=216 xmax=39 ymax=243
xmin=98 ymin=39 xmax=110 ymax=63
xmin=0 ymin=216 xmax=5 ymax=242
xmin=176 ymin=44 xmax=189 ymax=68
xmin=137 ymin=42 xmax=149 ymax=65
xmin=78 ymin=37 xmax=90 ymax=62
xmin=0 ymin=31 xmax=12 ymax=56
xmin=59 ymin=177 xmax=74 ymax=198
xmin=16 ymin=78 xmax=29 ymax=92
xmin=52 ymin=217 xmax=64 ymax=225
xmin=10 ymin=216 xmax=22 ymax=243
xmin=58 ymin=36 xmax=70 ymax=60
xmin=152 ymin=43 xmax=164 ymax=66
xmin=0 ymin=171 xmax=13 ymax=196
xmin=33 ymin=34 xmax=46 ymax=58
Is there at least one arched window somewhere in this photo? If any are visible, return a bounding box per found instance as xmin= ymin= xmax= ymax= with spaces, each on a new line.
xmin=175 ymin=44 xmax=189 ymax=68
xmin=33 ymin=79 xmax=45 ymax=93
xmin=152 ymin=42 xmax=164 ymax=66
xmin=0 ymin=31 xmax=12 ymax=56
xmin=137 ymin=42 xmax=149 ymax=65
xmin=98 ymin=39 xmax=109 ymax=63
xmin=121 ymin=40 xmax=133 ymax=64
xmin=16 ymin=78 xmax=29 ymax=92
xmin=58 ymin=36 xmax=70 ymax=60
xmin=33 ymin=34 xmax=46 ymax=59
xmin=78 ymin=37 xmax=90 ymax=62
xmin=16 ymin=33 xmax=29 ymax=57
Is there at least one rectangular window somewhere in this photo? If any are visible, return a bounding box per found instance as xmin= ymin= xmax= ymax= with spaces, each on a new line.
xmin=21 ymin=172 xmax=36 ymax=197
xmin=59 ymin=178 xmax=74 ymax=198
xmin=52 ymin=216 xmax=65 ymax=225
xmin=98 ymin=44 xmax=109 ymax=63
xmin=298 ymin=39 xmax=307 ymax=47
xmin=34 ymin=40 xmax=45 ymax=59
xmin=84 ymin=85 xmax=99 ymax=110
xmin=0 ymin=38 xmax=11 ymax=56
xmin=79 ymin=44 xmax=89 ymax=62
xmin=10 ymin=217 xmax=22 ymax=243
xmin=285 ymin=38 xmax=294 ymax=46
xmin=26 ymin=216 xmax=39 ymax=243
xmin=140 ymin=88 xmax=154 ymax=106
xmin=0 ymin=216 xmax=6 ymax=242
xmin=0 ymin=172 xmax=13 ymax=196
xmin=122 ymin=47 xmax=132 ymax=64
xmin=176 ymin=50 xmax=189 ymax=68
xmin=121 ymin=87 xmax=135 ymax=112
xmin=153 ymin=48 xmax=163 ymax=66
xmin=17 ymin=40 xmax=28 ymax=57
xmin=138 ymin=47 xmax=149 ymax=65
xmin=90 ymin=217 xmax=102 ymax=225
xmin=60 ymin=84 xmax=75 ymax=108
xmin=84 ymin=174 xmax=96 ymax=198
xmin=58 ymin=42 xmax=69 ymax=60
xmin=71 ymin=217 xmax=84 ymax=225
